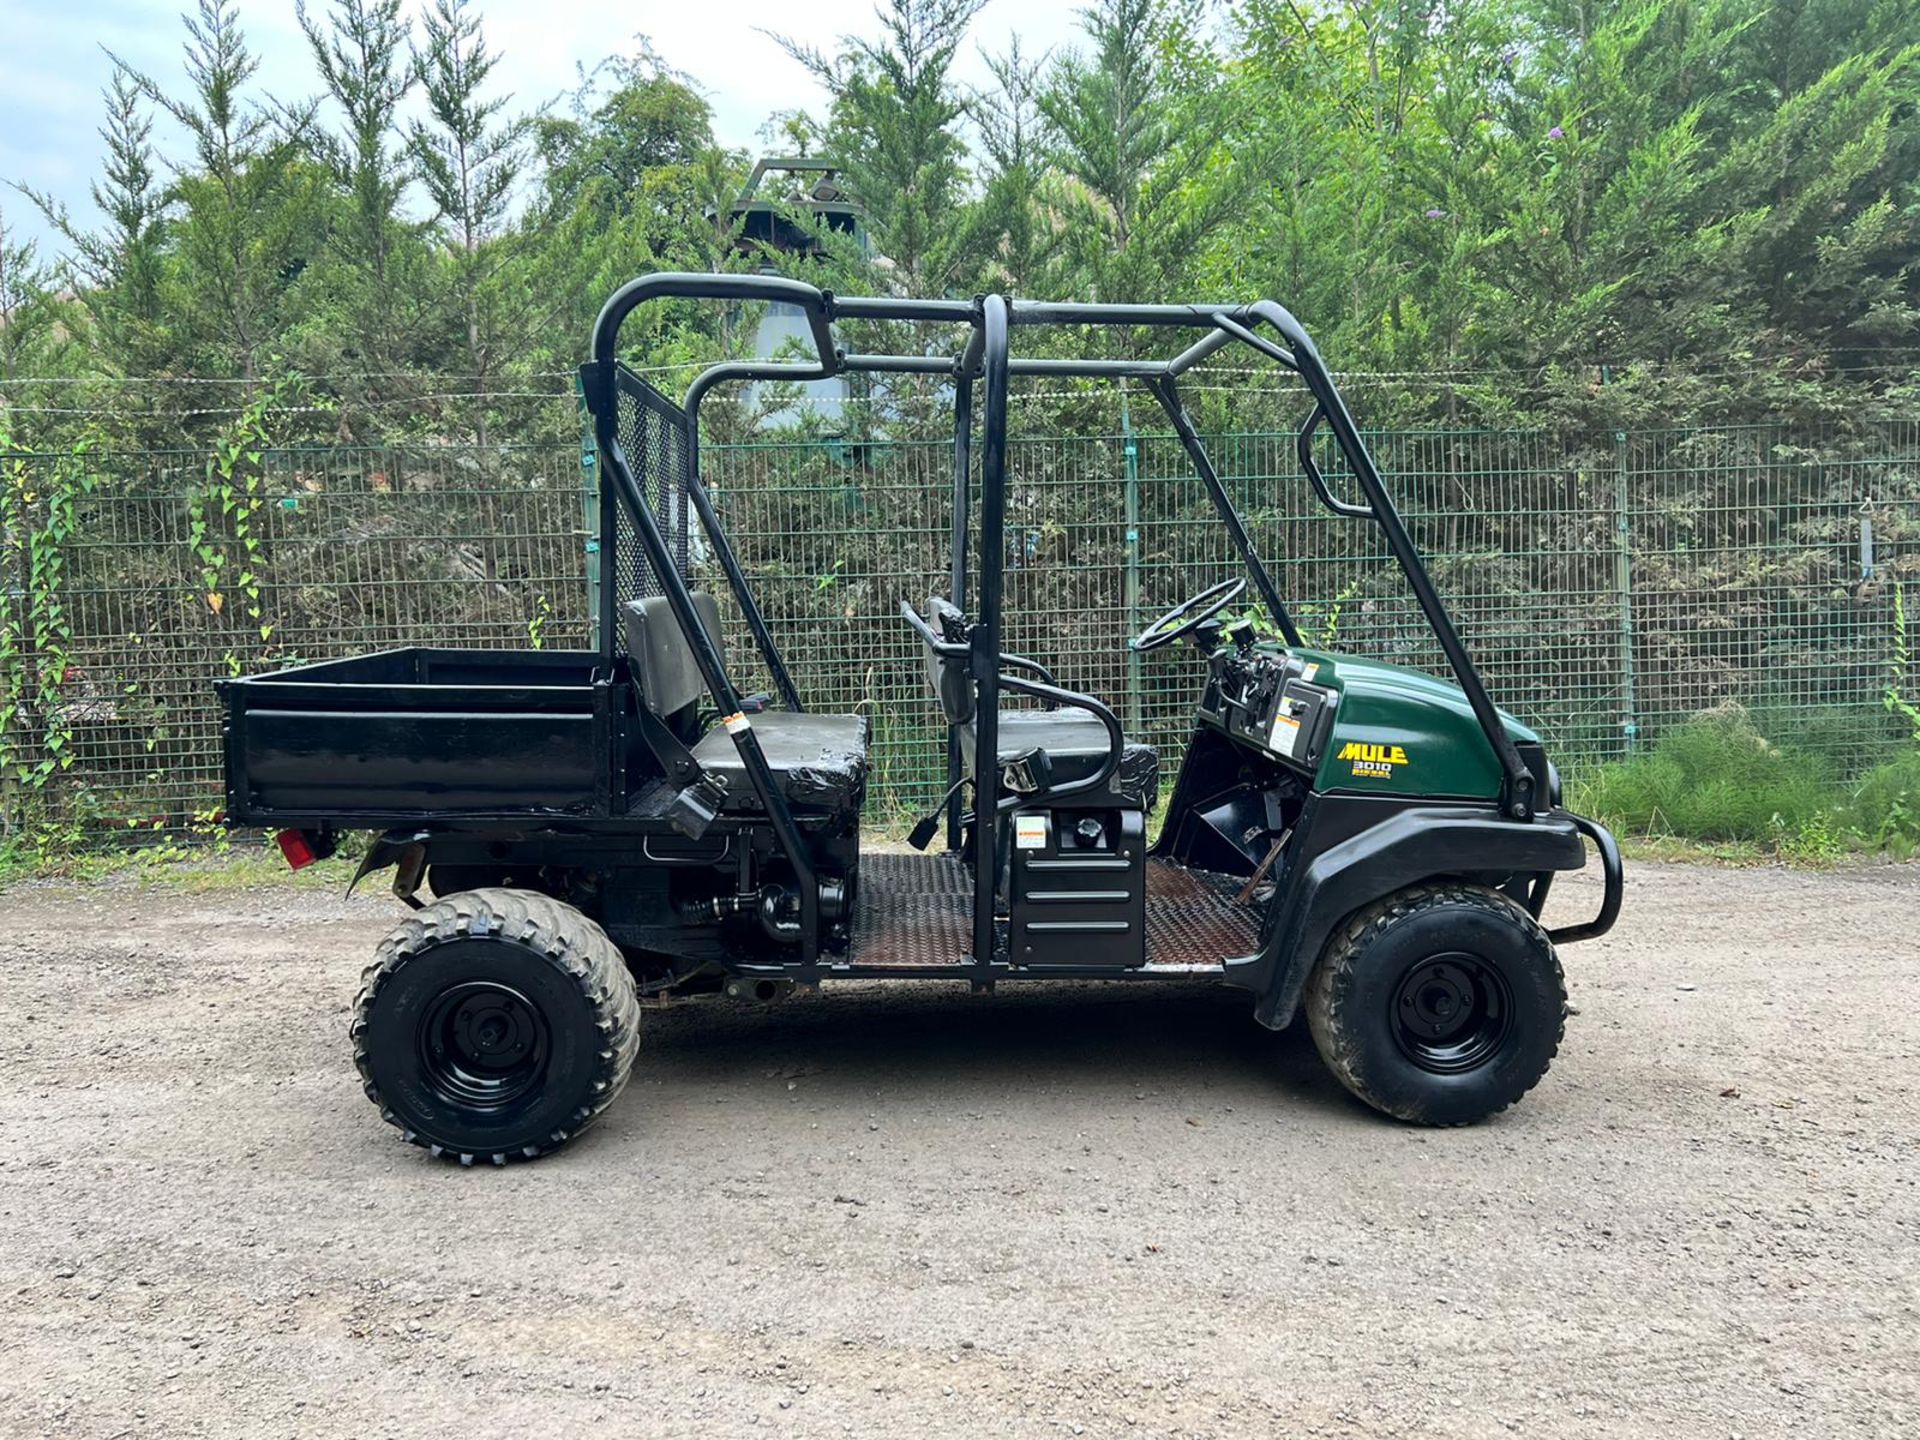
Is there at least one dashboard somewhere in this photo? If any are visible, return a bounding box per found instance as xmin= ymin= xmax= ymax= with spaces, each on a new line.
xmin=1203 ymin=646 xmax=1339 ymax=772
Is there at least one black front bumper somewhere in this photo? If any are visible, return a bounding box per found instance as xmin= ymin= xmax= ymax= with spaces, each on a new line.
xmin=1546 ymin=811 xmax=1623 ymax=944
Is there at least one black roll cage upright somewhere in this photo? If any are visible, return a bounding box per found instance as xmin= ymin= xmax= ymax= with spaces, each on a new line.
xmin=580 ymin=273 xmax=1540 ymax=965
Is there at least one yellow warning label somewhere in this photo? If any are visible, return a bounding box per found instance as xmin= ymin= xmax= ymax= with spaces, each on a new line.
xmin=722 ymin=712 xmax=751 ymax=735
xmin=1014 ymin=814 xmax=1048 ymax=850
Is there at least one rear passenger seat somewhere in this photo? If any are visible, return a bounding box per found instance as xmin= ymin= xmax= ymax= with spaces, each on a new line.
xmin=622 ymin=593 xmax=868 ymax=813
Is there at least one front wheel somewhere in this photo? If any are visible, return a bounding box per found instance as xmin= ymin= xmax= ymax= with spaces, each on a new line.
xmin=352 ymin=889 xmax=640 ymax=1164
xmin=1304 ymin=882 xmax=1566 ymax=1125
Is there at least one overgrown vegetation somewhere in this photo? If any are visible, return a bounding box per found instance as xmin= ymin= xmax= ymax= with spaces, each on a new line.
xmin=1576 ymin=708 xmax=1839 ymax=846
xmin=1886 ymin=585 xmax=1920 ymax=743
xmin=1576 ymin=575 xmax=1920 ymax=860
xmin=1575 ymin=708 xmax=1920 ymax=861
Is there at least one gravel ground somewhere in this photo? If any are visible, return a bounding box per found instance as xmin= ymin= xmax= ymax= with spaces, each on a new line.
xmin=2 ymin=859 xmax=1916 ymax=1439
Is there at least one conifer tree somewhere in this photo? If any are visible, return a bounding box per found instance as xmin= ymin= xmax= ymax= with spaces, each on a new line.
xmin=410 ymin=0 xmax=528 ymax=444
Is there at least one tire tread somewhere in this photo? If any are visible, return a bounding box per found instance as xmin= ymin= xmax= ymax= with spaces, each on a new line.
xmin=350 ymin=888 xmax=641 ymax=1164
xmin=1305 ymin=882 xmax=1566 ymax=1125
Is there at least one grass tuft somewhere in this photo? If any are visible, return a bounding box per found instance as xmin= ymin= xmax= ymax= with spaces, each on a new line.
xmin=1573 ymin=706 xmax=1836 ymax=843
xmin=1572 ymin=704 xmax=1920 ymax=861
xmin=1848 ymin=749 xmax=1920 ymax=858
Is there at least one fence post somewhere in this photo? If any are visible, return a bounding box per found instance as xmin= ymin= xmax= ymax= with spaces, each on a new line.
xmin=1614 ymin=429 xmax=1639 ymax=753
xmin=576 ymin=374 xmax=601 ymax=650
xmin=1121 ymin=396 xmax=1143 ymax=734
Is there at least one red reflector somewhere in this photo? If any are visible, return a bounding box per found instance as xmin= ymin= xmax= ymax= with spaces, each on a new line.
xmin=276 ymin=829 xmax=317 ymax=870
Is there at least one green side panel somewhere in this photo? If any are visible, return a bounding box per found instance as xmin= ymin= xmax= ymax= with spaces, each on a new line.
xmin=1275 ymin=646 xmax=1541 ymax=800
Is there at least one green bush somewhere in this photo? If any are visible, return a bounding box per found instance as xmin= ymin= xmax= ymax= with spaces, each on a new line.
xmin=1748 ymin=698 xmax=1901 ymax=779
xmin=1849 ymin=749 xmax=1920 ymax=857
xmin=1575 ymin=707 xmax=1841 ymax=843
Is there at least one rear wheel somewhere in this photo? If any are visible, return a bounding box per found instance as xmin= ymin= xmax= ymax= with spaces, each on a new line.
xmin=352 ymin=888 xmax=640 ymax=1164
xmin=1305 ymin=882 xmax=1565 ymax=1125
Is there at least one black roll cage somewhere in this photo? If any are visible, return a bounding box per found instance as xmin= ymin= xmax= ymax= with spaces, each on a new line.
xmin=579 ymin=273 xmax=1538 ymax=966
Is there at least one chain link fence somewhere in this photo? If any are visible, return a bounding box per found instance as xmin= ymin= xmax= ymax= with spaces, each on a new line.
xmin=4 ymin=420 xmax=1916 ymax=841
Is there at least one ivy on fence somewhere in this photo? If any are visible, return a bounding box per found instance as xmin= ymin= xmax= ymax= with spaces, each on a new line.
xmin=186 ymin=384 xmax=284 ymax=677
xmin=0 ymin=430 xmax=96 ymax=849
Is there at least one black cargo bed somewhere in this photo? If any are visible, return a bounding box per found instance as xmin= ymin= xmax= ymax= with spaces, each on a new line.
xmin=218 ymin=648 xmax=630 ymax=825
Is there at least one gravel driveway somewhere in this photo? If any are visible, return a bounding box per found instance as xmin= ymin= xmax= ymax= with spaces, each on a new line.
xmin=2 ymin=860 xmax=1916 ymax=1438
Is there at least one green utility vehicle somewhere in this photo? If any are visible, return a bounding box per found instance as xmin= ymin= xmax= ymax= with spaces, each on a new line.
xmin=218 ymin=274 xmax=1622 ymax=1164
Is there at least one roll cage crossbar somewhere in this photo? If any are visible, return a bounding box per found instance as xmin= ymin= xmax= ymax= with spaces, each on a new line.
xmin=579 ymin=273 xmax=1538 ymax=964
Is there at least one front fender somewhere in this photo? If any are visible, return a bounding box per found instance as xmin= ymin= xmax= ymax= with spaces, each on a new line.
xmin=1230 ymin=802 xmax=1604 ymax=1030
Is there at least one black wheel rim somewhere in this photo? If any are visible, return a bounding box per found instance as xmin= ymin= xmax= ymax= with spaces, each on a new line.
xmin=417 ymin=981 xmax=552 ymax=1112
xmin=1390 ymin=952 xmax=1514 ymax=1075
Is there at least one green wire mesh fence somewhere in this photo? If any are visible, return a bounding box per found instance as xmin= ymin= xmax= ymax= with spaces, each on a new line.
xmin=3 ymin=420 xmax=1916 ymax=842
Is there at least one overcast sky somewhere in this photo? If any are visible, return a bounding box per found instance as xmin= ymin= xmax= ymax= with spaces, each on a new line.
xmin=0 ymin=0 xmax=1091 ymax=261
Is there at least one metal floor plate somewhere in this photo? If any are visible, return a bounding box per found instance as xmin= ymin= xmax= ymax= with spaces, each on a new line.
xmin=848 ymin=851 xmax=1260 ymax=969
xmin=848 ymin=852 xmax=974 ymax=967
xmin=1143 ymin=859 xmax=1263 ymax=964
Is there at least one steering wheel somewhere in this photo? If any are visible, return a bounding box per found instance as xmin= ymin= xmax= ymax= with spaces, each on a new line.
xmin=1131 ymin=578 xmax=1248 ymax=652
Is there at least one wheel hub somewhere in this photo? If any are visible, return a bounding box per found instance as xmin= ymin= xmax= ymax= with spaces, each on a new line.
xmin=419 ymin=981 xmax=551 ymax=1111
xmin=1391 ymin=952 xmax=1514 ymax=1074
xmin=454 ymin=993 xmax=535 ymax=1061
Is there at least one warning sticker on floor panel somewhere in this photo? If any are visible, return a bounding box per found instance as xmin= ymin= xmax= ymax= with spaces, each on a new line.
xmin=1014 ymin=815 xmax=1049 ymax=850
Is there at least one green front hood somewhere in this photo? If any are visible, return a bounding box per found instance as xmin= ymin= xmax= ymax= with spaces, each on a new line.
xmin=1278 ymin=646 xmax=1539 ymax=800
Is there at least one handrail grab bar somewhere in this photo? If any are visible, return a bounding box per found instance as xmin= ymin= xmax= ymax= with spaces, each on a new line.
xmin=1244 ymin=298 xmax=1537 ymax=818
xmin=898 ymin=599 xmax=1059 ymax=691
xmin=1296 ymin=405 xmax=1376 ymax=520
xmin=992 ymin=674 xmax=1122 ymax=807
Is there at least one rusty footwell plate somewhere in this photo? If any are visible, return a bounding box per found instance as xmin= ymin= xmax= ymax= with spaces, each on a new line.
xmin=846 ymin=851 xmax=1260 ymax=969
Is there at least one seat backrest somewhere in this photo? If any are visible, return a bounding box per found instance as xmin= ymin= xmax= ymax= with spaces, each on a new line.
xmin=622 ymin=590 xmax=725 ymax=720
xmin=920 ymin=595 xmax=974 ymax=726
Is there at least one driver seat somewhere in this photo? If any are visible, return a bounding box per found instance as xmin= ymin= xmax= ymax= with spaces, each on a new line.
xmin=920 ymin=597 xmax=1160 ymax=810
